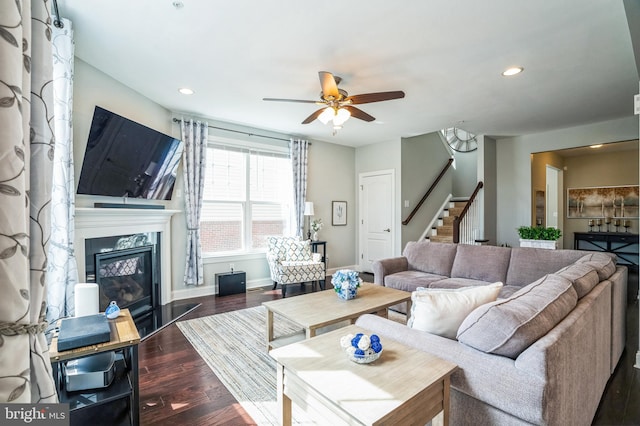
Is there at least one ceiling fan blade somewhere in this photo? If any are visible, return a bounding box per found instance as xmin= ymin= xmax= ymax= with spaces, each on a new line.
xmin=346 ymin=91 xmax=405 ymax=105
xmin=344 ymin=106 xmax=375 ymax=122
xmin=263 ymin=97 xmax=319 ymax=104
xmin=319 ymin=71 xmax=340 ymax=99
xmin=301 ymin=108 xmax=326 ymax=124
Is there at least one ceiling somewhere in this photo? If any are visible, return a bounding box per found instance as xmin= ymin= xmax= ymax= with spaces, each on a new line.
xmin=58 ymin=0 xmax=639 ymax=147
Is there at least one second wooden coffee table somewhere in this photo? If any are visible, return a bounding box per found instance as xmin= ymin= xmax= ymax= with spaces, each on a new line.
xmin=263 ymin=283 xmax=411 ymax=350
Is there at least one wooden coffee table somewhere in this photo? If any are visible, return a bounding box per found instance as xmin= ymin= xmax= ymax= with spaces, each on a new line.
xmin=270 ymin=324 xmax=457 ymax=426
xmin=262 ymin=283 xmax=411 ymax=351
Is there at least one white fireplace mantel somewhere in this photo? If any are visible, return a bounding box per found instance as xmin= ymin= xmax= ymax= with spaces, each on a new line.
xmin=75 ymin=207 xmax=181 ymax=306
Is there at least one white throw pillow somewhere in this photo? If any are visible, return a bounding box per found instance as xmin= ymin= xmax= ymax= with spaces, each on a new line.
xmin=408 ymin=282 xmax=503 ymax=339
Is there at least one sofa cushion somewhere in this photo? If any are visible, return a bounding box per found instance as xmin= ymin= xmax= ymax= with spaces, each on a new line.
xmin=574 ymin=252 xmax=617 ymax=281
xmin=505 ymin=247 xmax=589 ymax=286
xmin=556 ymin=263 xmax=600 ymax=298
xmin=450 ymin=244 xmax=511 ymax=283
xmin=497 ymin=285 xmax=521 ymax=299
xmin=384 ymin=271 xmax=447 ymax=292
xmin=408 ymin=282 xmax=503 ymax=339
xmin=457 ymin=274 xmax=578 ymax=359
xmin=428 ymin=277 xmax=497 ymax=289
xmin=403 ymin=241 xmax=458 ymax=276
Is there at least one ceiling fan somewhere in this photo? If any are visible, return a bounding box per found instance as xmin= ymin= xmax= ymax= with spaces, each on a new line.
xmin=263 ymin=71 xmax=405 ymax=131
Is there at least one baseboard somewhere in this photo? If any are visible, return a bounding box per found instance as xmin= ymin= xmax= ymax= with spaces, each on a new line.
xmin=326 ymin=265 xmax=360 ymax=276
xmin=170 ymin=277 xmax=273 ymax=301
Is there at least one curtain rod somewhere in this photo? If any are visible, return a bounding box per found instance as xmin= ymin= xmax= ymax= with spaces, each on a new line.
xmin=172 ymin=118 xmax=303 ymax=143
xmin=52 ymin=0 xmax=64 ymax=28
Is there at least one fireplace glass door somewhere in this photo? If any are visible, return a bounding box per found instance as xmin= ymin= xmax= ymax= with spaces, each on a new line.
xmin=95 ymin=245 xmax=156 ymax=319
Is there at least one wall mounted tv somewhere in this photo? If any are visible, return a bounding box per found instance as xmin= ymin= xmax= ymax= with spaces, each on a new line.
xmin=77 ymin=106 xmax=183 ymax=200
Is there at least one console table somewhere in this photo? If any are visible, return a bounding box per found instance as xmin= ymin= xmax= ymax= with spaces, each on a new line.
xmin=574 ymin=232 xmax=639 ymax=270
xmin=50 ymin=309 xmax=140 ymax=425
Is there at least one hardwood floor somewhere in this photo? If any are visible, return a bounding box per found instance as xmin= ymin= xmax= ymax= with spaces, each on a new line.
xmin=139 ymin=274 xmax=640 ymax=425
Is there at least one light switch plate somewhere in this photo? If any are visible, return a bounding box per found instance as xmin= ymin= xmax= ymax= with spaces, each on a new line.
xmin=635 ymin=94 xmax=640 ymax=115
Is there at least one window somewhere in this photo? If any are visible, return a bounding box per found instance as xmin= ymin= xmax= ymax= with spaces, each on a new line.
xmin=200 ymin=145 xmax=294 ymax=254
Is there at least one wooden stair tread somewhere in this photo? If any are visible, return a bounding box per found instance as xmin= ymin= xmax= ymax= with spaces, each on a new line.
xmin=429 ymin=235 xmax=454 ymax=243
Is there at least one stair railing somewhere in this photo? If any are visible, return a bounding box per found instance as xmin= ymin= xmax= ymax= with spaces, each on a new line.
xmin=402 ymin=158 xmax=454 ymax=226
xmin=453 ymin=181 xmax=484 ymax=244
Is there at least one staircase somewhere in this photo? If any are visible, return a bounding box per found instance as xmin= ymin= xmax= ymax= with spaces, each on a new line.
xmin=427 ymin=201 xmax=467 ymax=243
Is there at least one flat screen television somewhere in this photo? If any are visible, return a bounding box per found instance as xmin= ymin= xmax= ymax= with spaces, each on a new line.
xmin=77 ymin=106 xmax=183 ymax=200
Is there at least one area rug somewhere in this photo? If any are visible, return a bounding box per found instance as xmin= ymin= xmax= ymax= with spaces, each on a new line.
xmin=176 ymin=306 xmax=407 ymax=425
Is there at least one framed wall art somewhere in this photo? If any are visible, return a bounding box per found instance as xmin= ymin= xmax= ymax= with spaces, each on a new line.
xmin=332 ymin=201 xmax=347 ymax=226
xmin=567 ymin=185 xmax=639 ymax=218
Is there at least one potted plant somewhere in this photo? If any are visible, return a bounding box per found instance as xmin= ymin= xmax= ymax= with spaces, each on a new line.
xmin=517 ymin=225 xmax=562 ymax=250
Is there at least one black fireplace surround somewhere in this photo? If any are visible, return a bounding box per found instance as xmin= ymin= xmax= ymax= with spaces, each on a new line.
xmin=85 ymin=233 xmax=160 ymax=337
xmin=85 ymin=232 xmax=199 ymax=339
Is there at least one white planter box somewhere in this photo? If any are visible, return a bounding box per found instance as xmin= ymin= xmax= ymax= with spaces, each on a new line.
xmin=519 ymin=239 xmax=558 ymax=250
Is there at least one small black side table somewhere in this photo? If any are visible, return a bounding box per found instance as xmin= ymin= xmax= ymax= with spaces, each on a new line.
xmin=311 ymin=240 xmax=327 ymax=290
xmin=216 ymin=271 xmax=246 ymax=296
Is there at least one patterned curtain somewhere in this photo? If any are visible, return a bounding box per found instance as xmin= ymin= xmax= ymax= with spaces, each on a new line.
xmin=46 ymin=17 xmax=77 ymax=324
xmin=180 ymin=119 xmax=208 ymax=286
xmin=290 ymin=139 xmax=309 ymax=237
xmin=0 ymin=0 xmax=58 ymax=403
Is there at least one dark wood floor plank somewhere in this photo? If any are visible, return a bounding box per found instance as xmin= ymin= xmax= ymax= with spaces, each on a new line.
xmin=140 ymin=272 xmax=640 ymax=425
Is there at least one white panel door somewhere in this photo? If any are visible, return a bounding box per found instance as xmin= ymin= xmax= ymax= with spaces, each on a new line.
xmin=359 ymin=170 xmax=394 ymax=273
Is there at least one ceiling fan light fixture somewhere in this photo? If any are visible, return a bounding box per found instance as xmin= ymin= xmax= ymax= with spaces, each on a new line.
xmin=318 ymin=107 xmax=334 ymax=125
xmin=333 ymin=108 xmax=351 ymax=126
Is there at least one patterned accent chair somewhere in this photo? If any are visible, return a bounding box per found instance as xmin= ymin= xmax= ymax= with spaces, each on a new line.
xmin=266 ymin=236 xmax=326 ymax=297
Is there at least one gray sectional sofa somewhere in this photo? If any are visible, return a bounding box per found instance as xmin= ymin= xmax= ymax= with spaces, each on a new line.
xmin=357 ymin=241 xmax=627 ymax=425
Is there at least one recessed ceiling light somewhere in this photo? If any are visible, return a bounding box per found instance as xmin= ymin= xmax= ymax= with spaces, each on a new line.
xmin=178 ymin=88 xmax=194 ymax=95
xmin=589 ymin=144 xmax=603 ymax=149
xmin=501 ymin=67 xmax=524 ymax=76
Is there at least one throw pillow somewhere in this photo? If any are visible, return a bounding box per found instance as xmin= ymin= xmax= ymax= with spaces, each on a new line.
xmin=457 ymin=274 xmax=577 ymax=359
xmin=556 ymin=263 xmax=600 ymax=298
xmin=407 ymin=282 xmax=503 ymax=339
xmin=285 ymin=240 xmax=312 ymax=262
xmin=575 ymin=253 xmax=617 ymax=281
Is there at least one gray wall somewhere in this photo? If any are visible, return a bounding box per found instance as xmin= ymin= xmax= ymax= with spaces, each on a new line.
xmin=561 ymin=145 xmax=639 ymax=247
xmin=305 ymin=140 xmax=357 ymax=271
xmin=479 ymin=136 xmax=497 ymax=244
xmin=452 ymin=150 xmax=478 ymax=197
xmin=73 ymin=59 xmax=357 ymax=301
xmin=496 ymin=115 xmax=639 ymax=248
xmin=400 ymin=132 xmax=452 ymax=247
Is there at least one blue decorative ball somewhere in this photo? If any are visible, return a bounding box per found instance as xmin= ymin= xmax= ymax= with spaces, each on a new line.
xmin=355 ymin=349 xmax=365 ymax=356
xmin=371 ymin=342 xmax=383 ymax=353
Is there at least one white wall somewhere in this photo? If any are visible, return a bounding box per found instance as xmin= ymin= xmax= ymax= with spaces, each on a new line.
xmin=496 ymin=115 xmax=639 ymax=247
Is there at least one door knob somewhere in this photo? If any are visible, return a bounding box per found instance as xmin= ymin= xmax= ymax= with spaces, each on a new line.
xmin=383 ymin=228 xmax=391 ymax=232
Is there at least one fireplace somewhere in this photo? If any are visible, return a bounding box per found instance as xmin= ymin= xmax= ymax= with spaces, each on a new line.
xmin=75 ymin=207 xmax=199 ymax=340
xmin=85 ymin=233 xmax=160 ymax=321
xmin=95 ymin=246 xmax=156 ymax=319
